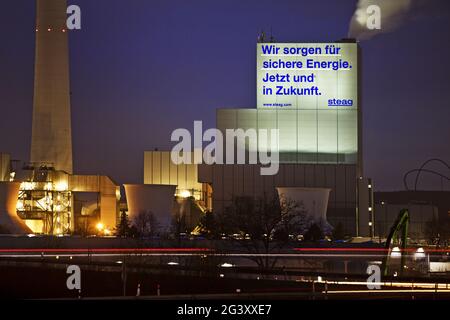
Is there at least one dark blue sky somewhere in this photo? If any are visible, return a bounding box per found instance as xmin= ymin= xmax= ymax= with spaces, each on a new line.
xmin=1 ymin=0 xmax=449 ymax=190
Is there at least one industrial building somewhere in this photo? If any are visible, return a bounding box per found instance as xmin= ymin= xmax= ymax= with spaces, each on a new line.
xmin=143 ymin=151 xmax=206 ymax=203
xmin=0 ymin=0 xmax=120 ymax=235
xmin=0 ymin=2 xmax=371 ymax=238
xmin=134 ymin=41 xmax=370 ymax=236
xmin=196 ymin=41 xmax=369 ymax=236
xmin=373 ymin=191 xmax=450 ymax=242
xmin=136 ymin=151 xmax=210 ymax=232
xmin=136 ymin=41 xmax=372 ymax=237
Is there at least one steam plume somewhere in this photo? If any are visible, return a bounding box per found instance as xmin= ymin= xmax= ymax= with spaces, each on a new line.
xmin=348 ymin=0 xmax=448 ymax=40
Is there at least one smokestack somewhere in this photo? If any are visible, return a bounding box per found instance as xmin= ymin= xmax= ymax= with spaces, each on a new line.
xmin=30 ymin=0 xmax=73 ymax=173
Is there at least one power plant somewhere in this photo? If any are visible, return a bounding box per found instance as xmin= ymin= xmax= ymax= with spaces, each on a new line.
xmin=0 ymin=0 xmax=448 ymax=245
xmin=0 ymin=0 xmax=418 ymax=239
xmin=0 ymin=0 xmax=119 ymax=235
xmin=0 ymin=0 xmax=450 ymax=303
xmin=0 ymin=0 xmax=205 ymax=235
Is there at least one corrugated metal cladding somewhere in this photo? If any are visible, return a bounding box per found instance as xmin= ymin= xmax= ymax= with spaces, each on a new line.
xmin=143 ymin=151 xmax=203 ymax=193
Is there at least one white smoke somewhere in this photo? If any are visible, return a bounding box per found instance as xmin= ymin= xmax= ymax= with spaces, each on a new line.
xmin=348 ymin=0 xmax=449 ymax=40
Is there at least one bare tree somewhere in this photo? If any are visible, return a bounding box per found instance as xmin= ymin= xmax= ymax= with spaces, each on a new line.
xmin=133 ymin=210 xmax=158 ymax=237
xmin=210 ymin=194 xmax=311 ymax=271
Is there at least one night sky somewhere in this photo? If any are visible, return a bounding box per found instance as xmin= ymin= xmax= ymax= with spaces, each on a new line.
xmin=1 ymin=0 xmax=449 ymax=191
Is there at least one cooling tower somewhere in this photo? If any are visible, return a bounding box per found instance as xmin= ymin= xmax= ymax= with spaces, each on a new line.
xmin=276 ymin=187 xmax=331 ymax=224
xmin=124 ymin=184 xmax=176 ymax=232
xmin=0 ymin=182 xmax=32 ymax=234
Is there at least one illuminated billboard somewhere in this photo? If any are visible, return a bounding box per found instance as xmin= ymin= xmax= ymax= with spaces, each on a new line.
xmin=216 ymin=42 xmax=359 ymax=164
xmin=257 ymin=43 xmax=358 ymax=110
xmin=253 ymin=42 xmax=360 ymax=163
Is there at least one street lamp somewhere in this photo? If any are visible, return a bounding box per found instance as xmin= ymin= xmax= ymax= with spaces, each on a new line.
xmin=96 ymin=222 xmax=104 ymax=232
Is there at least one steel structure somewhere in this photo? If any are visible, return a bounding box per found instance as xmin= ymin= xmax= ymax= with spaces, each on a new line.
xmin=403 ymin=158 xmax=450 ymax=191
xmin=16 ymin=163 xmax=72 ymax=234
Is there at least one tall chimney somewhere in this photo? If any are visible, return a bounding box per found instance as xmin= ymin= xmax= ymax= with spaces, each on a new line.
xmin=30 ymin=0 xmax=72 ymax=174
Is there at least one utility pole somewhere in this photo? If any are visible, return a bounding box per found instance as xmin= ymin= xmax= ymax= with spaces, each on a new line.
xmin=121 ymin=259 xmax=127 ymax=296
